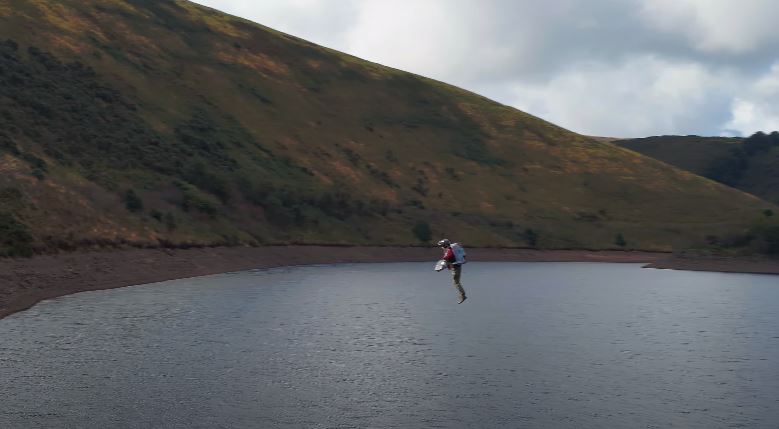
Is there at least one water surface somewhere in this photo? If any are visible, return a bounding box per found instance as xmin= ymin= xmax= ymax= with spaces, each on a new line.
xmin=1 ymin=262 xmax=778 ymax=428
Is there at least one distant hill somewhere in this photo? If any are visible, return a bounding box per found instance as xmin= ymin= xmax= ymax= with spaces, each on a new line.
xmin=615 ymin=133 xmax=779 ymax=205
xmin=0 ymin=0 xmax=773 ymax=256
xmin=613 ymin=135 xmax=741 ymax=177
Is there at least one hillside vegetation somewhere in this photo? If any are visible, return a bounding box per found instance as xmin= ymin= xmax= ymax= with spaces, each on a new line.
xmin=613 ymin=136 xmax=741 ymax=177
xmin=615 ymin=133 xmax=779 ymax=206
xmin=615 ymin=133 xmax=779 ymax=256
xmin=0 ymin=0 xmax=773 ymax=256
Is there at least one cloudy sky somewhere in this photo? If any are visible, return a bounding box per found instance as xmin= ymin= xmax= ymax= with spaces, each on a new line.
xmin=192 ymin=0 xmax=779 ymax=138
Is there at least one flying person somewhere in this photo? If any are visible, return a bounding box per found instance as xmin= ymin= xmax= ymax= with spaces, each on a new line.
xmin=438 ymin=238 xmax=467 ymax=304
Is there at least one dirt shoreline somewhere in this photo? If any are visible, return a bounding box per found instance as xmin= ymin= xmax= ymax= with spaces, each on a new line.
xmin=2 ymin=246 xmax=776 ymax=320
xmin=645 ymin=254 xmax=779 ymax=275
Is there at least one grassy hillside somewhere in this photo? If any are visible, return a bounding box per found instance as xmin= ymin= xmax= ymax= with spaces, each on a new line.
xmin=0 ymin=0 xmax=773 ymax=256
xmin=613 ymin=135 xmax=741 ymax=177
xmin=615 ymin=133 xmax=779 ymax=205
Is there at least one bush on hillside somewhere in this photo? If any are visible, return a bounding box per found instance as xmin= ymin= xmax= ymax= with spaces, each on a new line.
xmin=615 ymin=233 xmax=627 ymax=248
xmin=742 ymin=131 xmax=779 ymax=155
xmin=699 ymin=214 xmax=779 ymax=256
xmin=0 ymin=187 xmax=24 ymax=207
xmin=706 ymin=147 xmax=748 ymax=186
xmin=524 ymin=228 xmax=538 ymax=247
xmin=412 ymin=221 xmax=432 ymax=242
xmin=749 ymin=224 xmax=779 ymax=255
xmin=164 ymin=212 xmax=177 ymax=231
xmin=0 ymin=213 xmax=34 ymax=257
xmin=180 ymin=189 xmax=219 ymax=218
xmin=704 ymin=131 xmax=779 ymax=186
xmin=183 ymin=162 xmax=231 ymax=203
xmin=124 ymin=189 xmax=144 ymax=212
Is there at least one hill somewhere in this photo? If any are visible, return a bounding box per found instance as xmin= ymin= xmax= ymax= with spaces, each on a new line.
xmin=0 ymin=0 xmax=773 ymax=256
xmin=614 ymin=133 xmax=779 ymax=205
xmin=613 ymin=135 xmax=741 ymax=177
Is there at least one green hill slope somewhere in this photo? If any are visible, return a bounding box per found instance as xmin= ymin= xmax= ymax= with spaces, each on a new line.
xmin=615 ymin=133 xmax=779 ymax=205
xmin=613 ymin=135 xmax=741 ymax=177
xmin=0 ymin=0 xmax=773 ymax=256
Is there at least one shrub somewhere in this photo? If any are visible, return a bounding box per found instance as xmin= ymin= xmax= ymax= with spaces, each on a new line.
xmin=124 ymin=189 xmax=144 ymax=212
xmin=412 ymin=221 xmax=432 ymax=242
xmin=524 ymin=228 xmax=538 ymax=247
xmin=749 ymin=224 xmax=779 ymax=255
xmin=0 ymin=187 xmax=23 ymax=205
xmin=182 ymin=192 xmax=218 ymax=217
xmin=150 ymin=209 xmax=163 ymax=221
xmin=705 ymin=147 xmax=748 ymax=186
xmin=184 ymin=162 xmax=230 ymax=202
xmin=615 ymin=233 xmax=627 ymax=247
xmin=0 ymin=213 xmax=33 ymax=257
xmin=164 ymin=212 xmax=177 ymax=231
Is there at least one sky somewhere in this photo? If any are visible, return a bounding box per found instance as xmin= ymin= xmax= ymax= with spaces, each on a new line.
xmin=191 ymin=0 xmax=779 ymax=138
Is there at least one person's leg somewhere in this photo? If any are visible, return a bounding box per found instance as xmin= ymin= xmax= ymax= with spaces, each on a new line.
xmin=452 ymin=265 xmax=466 ymax=303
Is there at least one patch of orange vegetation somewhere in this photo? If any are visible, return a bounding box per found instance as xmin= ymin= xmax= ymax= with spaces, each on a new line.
xmin=176 ymin=1 xmax=249 ymax=38
xmin=375 ymin=187 xmax=399 ymax=203
xmin=40 ymin=180 xmax=98 ymax=212
xmin=47 ymin=35 xmax=92 ymax=55
xmin=103 ymin=19 xmax=164 ymax=56
xmin=83 ymin=215 xmax=149 ymax=239
xmin=457 ymin=102 xmax=497 ymax=135
xmin=479 ymin=200 xmax=495 ymax=211
xmin=279 ymin=136 xmax=300 ymax=148
xmin=0 ymin=4 xmax=11 ymax=17
xmin=144 ymin=115 xmax=174 ymax=135
xmin=312 ymin=171 xmax=334 ymax=186
xmin=342 ymin=139 xmax=365 ymax=150
xmin=99 ymin=0 xmax=146 ymax=17
xmin=29 ymin=1 xmax=106 ymax=39
xmin=328 ymin=159 xmax=362 ymax=183
xmin=422 ymin=163 xmax=443 ymax=187
xmin=0 ymin=155 xmax=26 ymax=174
xmin=499 ymin=115 xmax=519 ymax=127
xmin=217 ymin=50 xmax=290 ymax=77
xmin=541 ymin=144 xmax=642 ymax=176
xmin=523 ymin=140 xmax=548 ymax=151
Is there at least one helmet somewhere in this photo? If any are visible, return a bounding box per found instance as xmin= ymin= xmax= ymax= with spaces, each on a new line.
xmin=437 ymin=238 xmax=451 ymax=247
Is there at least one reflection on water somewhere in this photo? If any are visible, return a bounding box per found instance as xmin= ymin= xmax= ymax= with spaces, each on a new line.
xmin=1 ymin=263 xmax=778 ymax=428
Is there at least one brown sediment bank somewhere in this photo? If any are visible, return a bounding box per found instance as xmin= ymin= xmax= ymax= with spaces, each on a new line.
xmin=0 ymin=246 xmax=665 ymax=320
xmin=645 ymin=254 xmax=779 ymax=275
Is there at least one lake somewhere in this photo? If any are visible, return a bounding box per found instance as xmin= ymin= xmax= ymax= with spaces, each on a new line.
xmin=1 ymin=262 xmax=778 ymax=428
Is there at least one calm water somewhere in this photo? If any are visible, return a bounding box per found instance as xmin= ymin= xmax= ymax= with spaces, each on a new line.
xmin=1 ymin=262 xmax=778 ymax=428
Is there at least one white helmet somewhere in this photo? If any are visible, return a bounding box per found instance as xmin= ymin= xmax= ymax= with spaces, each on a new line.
xmin=437 ymin=238 xmax=451 ymax=247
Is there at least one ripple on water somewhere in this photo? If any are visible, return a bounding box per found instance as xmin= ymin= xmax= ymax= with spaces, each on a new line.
xmin=0 ymin=263 xmax=778 ymax=428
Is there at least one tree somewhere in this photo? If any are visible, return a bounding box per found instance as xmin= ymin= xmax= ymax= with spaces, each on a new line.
xmin=743 ymin=131 xmax=773 ymax=155
xmin=524 ymin=228 xmax=538 ymax=247
xmin=124 ymin=189 xmax=143 ymax=212
xmin=705 ymin=147 xmax=748 ymax=186
xmin=411 ymin=221 xmax=432 ymax=242
xmin=615 ymin=233 xmax=627 ymax=248
xmin=164 ymin=212 xmax=177 ymax=231
xmin=0 ymin=213 xmax=33 ymax=257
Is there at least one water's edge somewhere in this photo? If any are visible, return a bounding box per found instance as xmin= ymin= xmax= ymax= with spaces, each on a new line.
xmin=0 ymin=246 xmax=674 ymax=320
